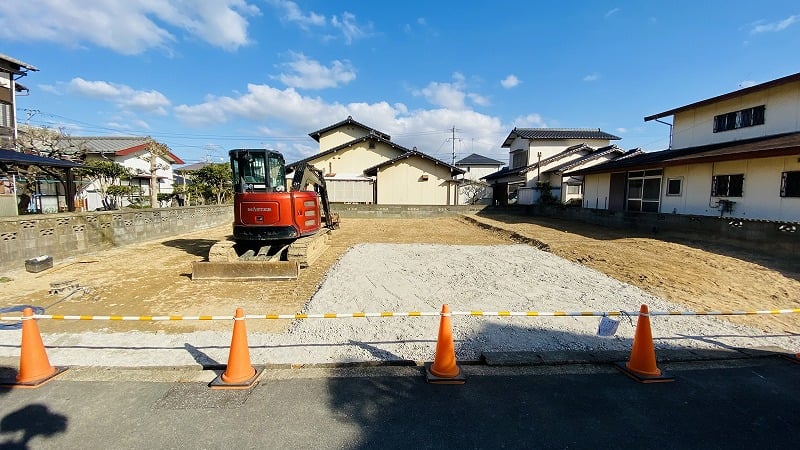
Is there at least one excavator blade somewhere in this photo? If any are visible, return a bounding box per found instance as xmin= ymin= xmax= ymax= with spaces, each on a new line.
xmin=191 ymin=260 xmax=299 ymax=281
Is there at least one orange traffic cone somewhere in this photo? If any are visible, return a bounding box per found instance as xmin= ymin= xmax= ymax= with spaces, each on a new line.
xmin=615 ymin=304 xmax=673 ymax=383
xmin=0 ymin=307 xmax=67 ymax=388
xmin=209 ymin=308 xmax=262 ymax=389
xmin=425 ymin=304 xmax=466 ymax=384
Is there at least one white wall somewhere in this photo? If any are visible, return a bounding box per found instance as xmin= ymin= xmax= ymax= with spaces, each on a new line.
xmin=375 ymin=157 xmax=455 ymax=205
xmin=671 ymin=81 xmax=800 ymax=149
xmin=586 ymin=156 xmax=800 ymax=221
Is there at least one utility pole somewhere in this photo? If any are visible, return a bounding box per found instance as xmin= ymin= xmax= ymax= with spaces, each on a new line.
xmin=447 ymin=126 xmax=461 ymax=165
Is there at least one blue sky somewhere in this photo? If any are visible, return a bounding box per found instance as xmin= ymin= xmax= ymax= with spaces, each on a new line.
xmin=2 ymin=1 xmax=799 ymax=166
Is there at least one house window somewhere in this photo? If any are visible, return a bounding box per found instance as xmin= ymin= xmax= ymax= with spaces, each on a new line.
xmin=711 ymin=174 xmax=744 ymax=197
xmin=627 ymin=169 xmax=662 ymax=212
xmin=511 ymin=150 xmax=527 ymax=169
xmin=0 ymin=102 xmax=11 ymax=128
xmin=566 ymin=185 xmax=581 ymax=195
xmin=666 ymin=177 xmax=683 ymax=196
xmin=713 ymin=105 xmax=765 ymax=133
xmin=780 ymin=171 xmax=800 ymax=197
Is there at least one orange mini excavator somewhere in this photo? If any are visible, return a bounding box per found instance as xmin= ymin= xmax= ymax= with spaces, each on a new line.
xmin=192 ymin=149 xmax=338 ymax=280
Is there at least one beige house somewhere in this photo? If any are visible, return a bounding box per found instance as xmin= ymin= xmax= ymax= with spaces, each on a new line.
xmin=288 ymin=117 xmax=464 ymax=205
xmin=572 ymin=72 xmax=800 ymax=222
xmin=0 ymin=53 xmax=37 ymax=149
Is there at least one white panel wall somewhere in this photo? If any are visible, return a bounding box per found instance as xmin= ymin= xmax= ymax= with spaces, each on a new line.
xmin=318 ymin=127 xmax=371 ymax=151
xmin=582 ymin=173 xmax=611 ymax=209
xmin=671 ymin=82 xmax=800 ymax=149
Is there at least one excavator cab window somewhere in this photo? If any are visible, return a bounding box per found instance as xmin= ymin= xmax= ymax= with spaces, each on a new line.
xmin=231 ymin=150 xmax=286 ymax=193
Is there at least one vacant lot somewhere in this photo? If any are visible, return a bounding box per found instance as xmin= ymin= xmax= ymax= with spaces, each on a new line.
xmin=1 ymin=213 xmax=798 ymax=336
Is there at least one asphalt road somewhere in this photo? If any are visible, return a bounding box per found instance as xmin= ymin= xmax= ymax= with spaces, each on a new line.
xmin=1 ymin=358 xmax=798 ymax=449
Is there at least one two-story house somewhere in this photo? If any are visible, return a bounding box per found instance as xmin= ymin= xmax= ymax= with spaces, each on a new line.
xmin=59 ymin=136 xmax=184 ymax=210
xmin=571 ymin=72 xmax=800 ymax=222
xmin=288 ymin=116 xmax=464 ymax=205
xmin=483 ymin=128 xmax=623 ymax=205
xmin=0 ymin=53 xmax=37 ymax=149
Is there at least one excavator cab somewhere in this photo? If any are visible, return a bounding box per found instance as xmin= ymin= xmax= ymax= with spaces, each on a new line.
xmin=231 ymin=149 xmax=286 ymax=194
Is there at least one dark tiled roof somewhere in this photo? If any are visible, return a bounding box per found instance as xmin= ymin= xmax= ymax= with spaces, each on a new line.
xmin=286 ymin=134 xmax=409 ymax=172
xmin=0 ymin=148 xmax=86 ymax=168
xmin=175 ymin=162 xmax=215 ymax=172
xmin=308 ymin=116 xmax=391 ymax=142
xmin=569 ymin=132 xmax=800 ymax=176
xmin=551 ymin=145 xmax=625 ymax=173
xmin=455 ymin=153 xmax=505 ymax=166
xmin=59 ymin=136 xmax=185 ymax=164
xmin=645 ymin=72 xmax=800 ymax=122
xmin=363 ymin=148 xmax=465 ymax=177
xmin=520 ymin=143 xmax=594 ymax=174
xmin=502 ymin=128 xmax=620 ymax=147
xmin=481 ymin=166 xmax=516 ymax=181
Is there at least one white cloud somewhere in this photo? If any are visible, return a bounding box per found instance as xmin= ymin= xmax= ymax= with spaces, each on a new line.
xmin=500 ymin=75 xmax=521 ymax=89
xmin=0 ymin=0 xmax=259 ymax=54
xmin=738 ymin=80 xmax=757 ymax=88
xmin=173 ymin=81 xmax=508 ymax=163
xmin=605 ymin=8 xmax=620 ymax=18
xmin=68 ymin=78 xmax=171 ymax=115
xmin=583 ymin=73 xmax=600 ymax=82
xmin=268 ymin=0 xmax=325 ymax=28
xmin=751 ymin=15 xmax=798 ymax=33
xmin=513 ymin=114 xmax=547 ymax=128
xmin=414 ymin=73 xmax=488 ymax=110
xmin=276 ymin=52 xmax=356 ymax=89
xmin=616 ymin=127 xmax=628 ymax=134
xmin=331 ymin=12 xmax=371 ymax=44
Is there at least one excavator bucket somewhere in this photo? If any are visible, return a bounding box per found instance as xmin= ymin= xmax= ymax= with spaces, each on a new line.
xmin=191 ymin=260 xmax=299 ymax=281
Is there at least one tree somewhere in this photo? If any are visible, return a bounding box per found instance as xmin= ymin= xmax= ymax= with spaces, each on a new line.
xmin=192 ymin=163 xmax=232 ymax=204
xmin=137 ymin=139 xmax=172 ymax=208
xmin=84 ymin=159 xmax=131 ymax=210
xmin=460 ymin=179 xmax=489 ymax=205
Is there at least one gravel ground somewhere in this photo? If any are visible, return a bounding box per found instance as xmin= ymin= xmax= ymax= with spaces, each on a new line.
xmin=2 ymin=243 xmax=796 ymax=367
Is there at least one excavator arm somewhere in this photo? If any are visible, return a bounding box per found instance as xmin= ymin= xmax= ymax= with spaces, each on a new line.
xmin=291 ymin=162 xmax=338 ymax=229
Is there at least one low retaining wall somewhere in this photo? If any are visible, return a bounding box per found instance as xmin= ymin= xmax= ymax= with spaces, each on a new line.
xmin=333 ymin=204 xmax=488 ymax=218
xmin=0 ymin=205 xmax=232 ymax=274
xmin=508 ymin=205 xmax=800 ymax=256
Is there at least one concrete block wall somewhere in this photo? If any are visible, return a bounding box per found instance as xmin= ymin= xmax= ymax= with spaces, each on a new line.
xmin=515 ymin=205 xmax=800 ymax=256
xmin=0 ymin=205 xmax=232 ymax=274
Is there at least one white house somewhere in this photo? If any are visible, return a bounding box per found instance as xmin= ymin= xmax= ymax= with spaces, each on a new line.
xmin=572 ymin=72 xmax=800 ymax=222
xmin=454 ymin=153 xmax=504 ymax=205
xmin=483 ymin=128 xmax=625 ymax=205
xmin=61 ymin=136 xmax=184 ymax=210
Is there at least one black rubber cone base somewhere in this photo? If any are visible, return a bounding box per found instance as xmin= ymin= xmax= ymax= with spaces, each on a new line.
xmin=0 ymin=366 xmax=68 ymax=389
xmin=209 ymin=367 xmax=263 ymax=390
xmin=614 ymin=361 xmax=674 ymax=383
xmin=424 ymin=362 xmax=466 ymax=384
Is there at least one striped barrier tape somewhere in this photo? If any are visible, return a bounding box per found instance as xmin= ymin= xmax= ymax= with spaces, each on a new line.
xmin=1 ymin=308 xmax=799 ymax=322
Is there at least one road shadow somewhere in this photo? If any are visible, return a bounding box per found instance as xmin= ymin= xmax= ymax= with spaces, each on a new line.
xmin=161 ymin=238 xmax=224 ymax=258
xmin=324 ymin=321 xmax=798 ymax=448
xmin=473 ymin=208 xmax=800 ymax=281
xmin=0 ymin=399 xmax=68 ymax=449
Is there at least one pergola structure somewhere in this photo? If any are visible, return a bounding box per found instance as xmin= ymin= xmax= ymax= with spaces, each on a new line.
xmin=0 ymin=148 xmax=86 ymax=212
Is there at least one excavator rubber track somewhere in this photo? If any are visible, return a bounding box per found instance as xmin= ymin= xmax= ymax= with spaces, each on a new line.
xmin=191 ymin=228 xmax=333 ymax=281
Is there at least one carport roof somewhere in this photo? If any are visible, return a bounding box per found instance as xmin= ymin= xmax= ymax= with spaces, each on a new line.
xmin=0 ymin=148 xmax=86 ymax=169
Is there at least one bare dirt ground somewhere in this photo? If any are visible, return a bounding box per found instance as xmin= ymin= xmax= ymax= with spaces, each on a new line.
xmin=1 ymin=213 xmax=799 ymax=337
